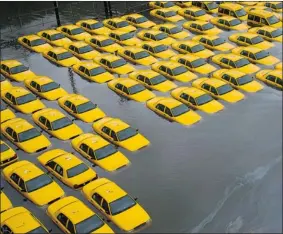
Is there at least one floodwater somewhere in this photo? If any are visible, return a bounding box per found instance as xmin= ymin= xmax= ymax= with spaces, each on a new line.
xmin=0 ymin=2 xmax=282 ymax=233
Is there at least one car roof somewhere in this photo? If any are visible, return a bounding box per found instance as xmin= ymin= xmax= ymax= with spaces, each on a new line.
xmin=5 ymin=118 xmax=34 ymax=133
xmin=173 ymin=54 xmax=200 ymax=62
xmin=133 ymin=70 xmax=159 ymax=78
xmin=38 ymin=108 xmax=66 ymax=121
xmin=102 ymin=54 xmax=122 ymax=62
xmin=205 ymin=78 xmax=226 ymax=87
xmin=116 ymin=78 xmax=139 ymax=87
xmin=187 ymin=6 xmax=206 ymax=12
xmin=13 ymin=162 xmax=43 ymax=181
xmin=159 ymin=97 xmax=181 ymax=108
xmin=22 ymin=34 xmax=42 ymax=41
xmin=220 ymin=53 xmax=243 ymax=61
xmin=155 ymin=60 xmax=182 ymax=69
xmin=54 ymin=153 xmax=82 ymax=169
xmin=82 ymin=135 xmax=109 ymax=149
xmin=78 ymin=61 xmax=100 ymax=69
xmin=123 ymin=46 xmax=145 ymax=53
xmin=65 ymin=94 xmax=89 ymax=105
xmin=125 ymin=13 xmax=144 ymax=19
xmin=104 ymin=118 xmax=129 ymax=131
xmin=33 ymin=76 xmax=53 ymax=85
xmin=257 ymin=26 xmax=277 ymax=32
xmin=142 ymin=29 xmax=164 ymax=35
xmin=217 ymin=15 xmax=240 ymax=21
xmin=90 ymin=35 xmax=110 ymax=41
xmin=249 ymin=9 xmax=275 ymax=17
xmin=39 ymin=29 xmax=61 ymax=35
xmin=107 ymin=17 xmax=127 ymax=23
xmin=8 ymin=87 xmax=31 ymax=98
xmin=95 ymin=181 xmax=127 ymax=203
xmin=220 ymin=2 xmax=243 ymax=10
xmin=110 ymin=30 xmax=132 ymax=36
xmin=1 ymin=60 xmax=23 ymax=68
xmin=78 ymin=19 xmax=99 ymax=24
xmin=240 ymin=46 xmax=261 ymax=53
xmin=68 ymin=41 xmax=89 ymax=48
xmin=156 ymin=23 xmax=178 ymax=29
xmin=156 ymin=8 xmax=175 ymax=13
xmin=49 ymin=47 xmax=69 ymax=54
xmin=60 ymin=24 xmax=80 ymax=30
xmin=181 ymin=87 xmax=206 ymax=98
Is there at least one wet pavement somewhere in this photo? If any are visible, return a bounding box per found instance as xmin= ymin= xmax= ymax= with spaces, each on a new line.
xmin=0 ymin=2 xmax=282 ymax=233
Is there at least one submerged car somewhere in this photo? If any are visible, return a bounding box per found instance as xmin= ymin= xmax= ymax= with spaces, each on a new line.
xmin=152 ymin=24 xmax=190 ymax=39
xmin=121 ymin=13 xmax=156 ymax=28
xmin=178 ymin=7 xmax=214 ymax=21
xmin=0 ymin=140 xmax=18 ymax=168
xmin=138 ymin=41 xmax=177 ymax=59
xmin=248 ymin=26 xmax=282 ymax=42
xmin=183 ymin=21 xmax=222 ymax=35
xmin=64 ymin=41 xmax=101 ymax=60
xmin=137 ymin=29 xmax=176 ymax=46
xmin=37 ymin=29 xmax=72 ymax=47
xmin=192 ymin=35 xmax=235 ymax=52
xmin=18 ymin=34 xmax=53 ymax=53
xmin=57 ymin=24 xmax=91 ymax=41
xmin=108 ymin=30 xmax=142 ymax=46
xmin=76 ymin=19 xmax=111 ymax=35
xmin=85 ymin=35 xmax=123 ymax=53
xmin=150 ymin=9 xmax=184 ymax=23
xmin=103 ymin=17 xmax=136 ymax=33
xmin=256 ymin=70 xmax=282 ymax=90
xmin=210 ymin=16 xmax=248 ymax=31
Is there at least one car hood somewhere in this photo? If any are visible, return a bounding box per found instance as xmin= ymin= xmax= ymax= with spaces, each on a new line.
xmin=175 ymin=71 xmax=197 ymax=82
xmin=173 ymin=31 xmax=189 ymax=39
xmin=130 ymin=90 xmax=156 ymax=102
xmin=138 ymin=56 xmax=158 ymax=66
xmin=19 ymin=135 xmax=50 ymax=153
xmin=158 ymin=37 xmax=175 ymax=46
xmin=194 ymin=49 xmax=214 ymax=59
xmin=113 ymin=64 xmax=135 ymax=75
xmin=68 ymin=168 xmax=97 ymax=187
xmin=53 ymin=38 xmax=72 ymax=47
xmin=33 ymin=44 xmax=53 ymax=53
xmin=119 ymin=134 xmax=149 ymax=151
xmin=220 ymin=90 xmax=245 ymax=103
xmin=237 ymin=64 xmax=260 ymax=74
xmin=93 ymin=27 xmax=111 ymax=35
xmin=254 ymin=41 xmax=274 ymax=50
xmin=81 ymin=51 xmax=101 ymax=60
xmin=43 ymin=88 xmax=68 ymax=101
xmin=73 ymin=32 xmax=91 ymax=41
xmin=215 ymin=42 xmax=235 ymax=51
xmin=59 ymin=57 xmax=80 ymax=67
xmin=53 ymin=124 xmax=82 ymax=140
xmin=98 ymin=151 xmax=130 ymax=172
xmin=104 ymin=44 xmax=123 ymax=53
xmin=156 ymin=50 xmax=176 ymax=59
xmin=91 ymin=72 xmax=114 ymax=83
xmin=257 ymin=55 xmax=279 ymax=66
xmin=199 ymin=100 xmax=224 ymax=114
xmin=18 ymin=100 xmax=45 ymax=114
xmin=174 ymin=110 xmax=201 ymax=125
xmin=78 ymin=108 xmax=106 ymax=122
xmin=239 ymin=80 xmax=263 ymax=92
xmin=12 ymin=70 xmax=36 ymax=81
xmin=123 ymin=38 xmax=141 ymax=46
xmin=29 ymin=181 xmax=64 ymax=206
xmin=153 ymin=80 xmax=177 ymax=92
xmin=194 ymin=64 xmax=216 ymax=74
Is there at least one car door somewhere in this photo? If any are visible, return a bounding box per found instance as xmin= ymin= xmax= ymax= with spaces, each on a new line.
xmin=56 ymin=213 xmax=69 ymax=233
xmin=101 ymin=198 xmax=111 ymax=218
xmin=4 ymin=127 xmax=15 ymax=142
xmin=114 ymin=83 xmax=124 ymax=95
xmin=63 ymin=100 xmax=73 ymax=113
xmin=210 ymin=86 xmax=218 ymax=96
xmin=38 ymin=116 xmax=47 ymax=130
xmin=155 ymin=103 xmax=165 ymax=116
xmin=164 ymin=107 xmax=173 ymax=119
xmin=78 ymin=65 xmax=86 ymax=76
xmin=101 ymin=126 xmax=112 ymax=141
xmin=79 ymin=143 xmax=93 ymax=161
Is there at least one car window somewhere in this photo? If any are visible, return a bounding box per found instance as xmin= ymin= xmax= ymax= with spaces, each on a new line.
xmin=230 ymin=77 xmax=238 ymax=85
xmin=57 ymin=213 xmax=68 ymax=227
xmin=102 ymin=126 xmax=111 ymax=135
xmin=67 ymin=220 xmax=75 ymax=233
xmin=79 ymin=143 xmax=89 ymax=153
xmin=12 ymin=131 xmax=18 ymax=141
xmin=11 ymin=173 xmax=20 ymax=184
xmin=115 ymin=83 xmax=123 ymax=91
xmin=110 ymin=131 xmax=118 ymax=141
xmin=122 ymin=86 xmax=129 ymax=95
xmin=92 ymin=193 xmax=103 ymax=205
xmin=5 ymin=127 xmax=14 ymax=137
xmin=228 ymin=60 xmax=236 ymax=68
xmin=71 ymin=104 xmax=77 ymax=113
xmin=46 ymin=161 xmax=57 ymax=170
xmin=222 ymin=74 xmax=231 ymax=82
xmin=39 ymin=116 xmax=46 ymax=125
xmin=156 ymin=103 xmax=165 ymax=112
xmin=165 ymin=107 xmax=172 ymax=117
xmin=1 ymin=225 xmax=13 ymax=234
xmin=220 ymin=58 xmax=229 ymax=65
xmin=180 ymin=92 xmax=189 ymax=101
xmin=137 ymin=75 xmax=145 ymax=82
xmin=45 ymin=120 xmax=52 ymax=130
xmin=266 ymin=75 xmax=276 ymax=82
xmin=54 ymin=164 xmax=63 ymax=176
xmin=202 ymin=83 xmax=210 ymax=91
xmin=210 ymin=86 xmax=218 ymax=95
xmin=18 ymin=178 xmax=26 ymax=191
xmin=276 ymin=78 xmax=283 ymax=86
xmin=64 ymin=100 xmax=72 ymax=109
xmin=240 ymin=50 xmax=249 ymax=57
xmin=102 ymin=199 xmax=110 ymax=214
xmin=189 ymin=96 xmax=196 ymax=105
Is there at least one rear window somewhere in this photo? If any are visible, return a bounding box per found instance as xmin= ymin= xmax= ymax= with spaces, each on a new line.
xmin=150 ymin=75 xmax=167 ymax=85
xmin=76 ymin=101 xmax=97 ymax=114
xmin=0 ymin=103 xmax=7 ymax=111
xmin=230 ymin=19 xmax=241 ymax=26
xmin=251 ymin=36 xmax=264 ymax=44
xmin=154 ymin=45 xmax=168 ymax=53
xmin=267 ymin=15 xmax=280 ymax=25
xmin=155 ymin=32 xmax=168 ymax=40
xmin=111 ymin=59 xmax=127 ymax=68
xmin=71 ymin=28 xmax=84 ymax=35
xmin=30 ymin=39 xmax=46 ymax=47
xmin=212 ymin=38 xmax=225 ymax=46
xmin=271 ymin=28 xmax=282 ymax=38
xmin=191 ymin=58 xmax=206 ymax=68
xmin=164 ymin=11 xmax=177 ymax=17
xmin=67 ymin=163 xmax=89 ymax=178
xmin=0 ymin=143 xmax=9 ymax=152
xmin=51 ymin=117 xmax=72 ymax=130
xmin=101 ymin=39 xmax=115 ymax=47
xmin=196 ymin=94 xmax=213 ymax=105
xmin=0 ymin=74 xmax=5 ymax=82
xmin=235 ymin=58 xmax=250 ymax=68
xmin=191 ymin=44 xmax=205 ymax=53
xmin=120 ymin=32 xmax=134 ymax=41
xmin=94 ymin=144 xmax=117 ymax=160
xmin=136 ymin=16 xmax=147 ymax=23
xmin=117 ymin=127 xmax=137 ymax=141
xmin=255 ymin=51 xmax=269 ymax=60
xmin=195 ymin=9 xmax=206 ymax=16
xmin=16 ymin=93 xmax=37 ymax=105
xmin=135 ymin=51 xmax=150 ymax=60
xmin=90 ymin=22 xmax=103 ymax=29
xmin=75 ymin=214 xmax=104 ymax=233
xmin=57 ymin=52 xmax=73 ymax=60
xmin=109 ymin=195 xmax=136 ymax=215
xmin=171 ymin=104 xmax=190 ymax=117
xmin=18 ymin=128 xmax=41 ymax=142
xmin=207 ymin=2 xmax=218 ymax=10
xmin=10 ymin=65 xmax=29 ymax=74
xmin=237 ymin=75 xmax=253 ymax=85
xmin=217 ymin=84 xmax=233 ymax=95
xmin=89 ymin=67 xmax=106 ymax=76
xmin=235 ymin=9 xmax=247 ymax=17
xmin=170 ymin=26 xmax=182 ymax=34
xmin=78 ymin=45 xmax=93 ymax=54
xmin=163 ymin=2 xmax=174 ymax=8
xmin=172 ymin=66 xmax=188 ymax=76
xmin=117 ymin=21 xmax=129 ymax=28
xmin=41 ymin=82 xmax=60 ymax=92
xmin=26 ymin=174 xmax=53 ymax=192
xmin=50 ymin=33 xmax=65 ymax=41
xmin=202 ymin=23 xmax=214 ymax=30
xmin=128 ymin=84 xmax=146 ymax=94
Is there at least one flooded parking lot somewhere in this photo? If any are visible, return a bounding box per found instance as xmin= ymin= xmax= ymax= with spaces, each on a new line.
xmin=0 ymin=2 xmax=282 ymax=233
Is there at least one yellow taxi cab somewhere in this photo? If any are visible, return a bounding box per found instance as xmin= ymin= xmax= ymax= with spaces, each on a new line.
xmin=212 ymin=53 xmax=260 ymax=74
xmin=1 ymin=60 xmax=36 ymax=82
xmin=38 ymin=149 xmax=97 ymax=189
xmin=37 ymin=29 xmax=72 ymax=47
xmin=107 ymin=78 xmax=156 ymax=102
xmin=117 ymin=46 xmax=157 ymax=66
xmin=76 ymin=19 xmax=111 ymax=35
xmin=150 ymin=9 xmax=185 ymax=23
xmin=103 ymin=18 xmax=136 ymax=33
xmin=85 ymin=35 xmax=123 ymax=53
xmin=213 ymin=69 xmax=264 ymax=92
xmin=57 ymin=24 xmax=91 ymax=41
xmin=42 ymin=47 xmax=80 ymax=67
xmin=238 ymin=2 xmax=257 ymax=6
xmin=121 ymin=13 xmax=156 ymax=29
xmin=151 ymin=61 xmax=197 ymax=82
xmin=152 ymin=24 xmax=189 ymax=39
xmin=24 ymin=76 xmax=68 ymax=101
xmin=0 ymin=140 xmax=18 ymax=168
xmin=171 ymin=40 xmax=215 ymax=59
xmin=138 ymin=41 xmax=176 ymax=59
xmin=245 ymin=6 xmax=282 ymax=21
xmin=191 ymin=1 xmax=219 ymax=14
xmin=1 ymin=118 xmax=51 ymax=153
xmin=171 ymin=87 xmax=224 ymax=114
xmin=93 ymin=117 xmax=150 ymax=152
xmin=58 ymin=93 xmax=106 ymax=123
xmin=18 ymin=34 xmax=53 ymax=53
xmin=32 ymin=108 xmax=83 ymax=140
xmin=247 ymin=10 xmax=282 ymax=28
xmin=0 ymin=190 xmax=12 ymax=213
xmin=149 ymin=1 xmax=180 ymax=11
xmin=175 ymin=1 xmax=192 ymax=8
xmin=47 ymin=196 xmax=114 ymax=234
xmin=72 ymin=61 xmax=114 ymax=83
xmin=178 ymin=7 xmax=214 ymax=21
xmin=256 ymin=70 xmax=282 ymax=90
xmin=108 ymin=30 xmax=141 ymax=46
xmin=218 ymin=3 xmax=248 ymax=21
xmin=0 ymin=207 xmax=50 ymax=233
xmin=0 ymin=74 xmax=12 ymax=91
xmin=2 ymin=160 xmax=64 ymax=206
xmin=257 ymin=2 xmax=283 ymax=13
xmin=64 ymin=41 xmax=101 ymax=60
xmin=129 ymin=70 xmax=177 ymax=92
xmin=275 ymin=62 xmax=282 ymax=70
xmin=248 ymin=26 xmax=282 ymax=42
xmin=192 ymin=35 xmax=234 ymax=52
xmin=171 ymin=54 xmax=216 ymax=75
xmin=71 ymin=133 xmax=130 ymax=172
xmin=192 ymin=77 xmax=245 ymax=103
xmin=82 ymin=178 xmax=151 ymax=232
xmin=210 ymin=16 xmax=248 ymax=31
xmin=0 ymin=103 xmax=16 ymax=123
xmin=137 ymin=29 xmax=176 ymax=46
xmin=232 ymin=46 xmax=279 ymax=66
xmin=146 ymin=97 xmax=201 ymax=125
xmin=1 ymin=86 xmax=46 ymax=114
xmin=183 ymin=20 xmax=222 ymax=35
xmin=94 ymin=54 xmax=135 ymax=75
xmin=229 ymin=33 xmax=274 ymax=50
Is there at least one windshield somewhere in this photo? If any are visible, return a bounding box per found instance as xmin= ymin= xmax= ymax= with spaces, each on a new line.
xmin=111 ymin=59 xmax=127 ymax=68
xmin=67 ymin=163 xmax=89 ymax=178
xmin=71 ymin=28 xmax=84 ymax=35
xmin=251 ymin=36 xmax=264 ymax=44
xmin=230 ymin=19 xmax=241 ymax=26
xmin=30 ymin=39 xmax=46 ymax=47
xmin=255 ymin=50 xmax=269 ymax=60
xmin=16 ymin=93 xmax=36 ymax=105
xmin=217 ymin=84 xmax=233 ymax=95
xmin=150 ymin=75 xmax=167 ymax=85
xmin=267 ymin=15 xmax=280 ymax=25
xmin=195 ymin=9 xmax=206 ymax=16
xmin=50 ymin=33 xmax=65 ymax=41
xmin=170 ymin=26 xmax=182 ymax=34
xmin=0 ymin=74 xmax=5 ymax=81
xmin=164 ymin=2 xmax=174 ymax=7
xmin=136 ymin=16 xmax=148 ymax=23
xmin=51 ymin=117 xmax=72 ymax=130
xmin=110 ymin=195 xmax=136 ymax=215
xmin=212 ymin=38 xmax=225 ymax=46
xmin=135 ymin=51 xmax=150 ymax=60
xmin=154 ymin=45 xmax=168 ymax=53
xmin=26 ymin=174 xmax=53 ymax=192
xmin=78 ymin=45 xmax=93 ymax=54
xmin=191 ymin=58 xmax=206 ymax=68
xmin=235 ymin=58 xmax=250 ymax=67
xmin=120 ymin=32 xmax=134 ymax=41
xmin=117 ymin=21 xmax=129 ymax=28
xmin=171 ymin=104 xmax=189 ymax=117
xmin=202 ymin=23 xmax=214 ymax=30
xmin=76 ymin=214 xmax=104 ymax=233
xmin=164 ymin=11 xmax=177 ymax=17
xmin=90 ymin=22 xmax=103 ymax=29
xmin=275 ymin=2 xmax=282 ymax=9
xmin=237 ymin=75 xmax=253 ymax=85
xmin=172 ymin=66 xmax=188 ymax=76
xmin=117 ymin=127 xmax=137 ymax=141
xmin=0 ymin=143 xmax=9 ymax=153
xmin=271 ymin=28 xmax=282 ymax=38
xmin=207 ymin=2 xmax=218 ymax=9
xmin=191 ymin=44 xmax=205 ymax=53
xmin=101 ymin=39 xmax=115 ymax=47
xmin=10 ymin=65 xmax=29 ymax=74
xmin=128 ymin=84 xmax=146 ymax=94
xmin=155 ymin=33 xmax=168 ymax=40
xmin=27 ymin=227 xmax=48 ymax=234
xmin=57 ymin=52 xmax=73 ymax=60
xmin=76 ymin=101 xmax=97 ymax=114
xmin=94 ymin=144 xmax=117 ymax=160
xmin=41 ymin=82 xmax=60 ymax=92
xmin=89 ymin=67 xmax=106 ymax=76
xmin=235 ymin=9 xmax=247 ymax=17
xmin=196 ymin=94 xmax=213 ymax=105
xmin=18 ymin=128 xmax=41 ymax=142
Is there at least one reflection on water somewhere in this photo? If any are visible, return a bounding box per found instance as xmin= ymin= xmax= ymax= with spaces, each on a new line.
xmin=68 ymin=67 xmax=78 ymax=94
